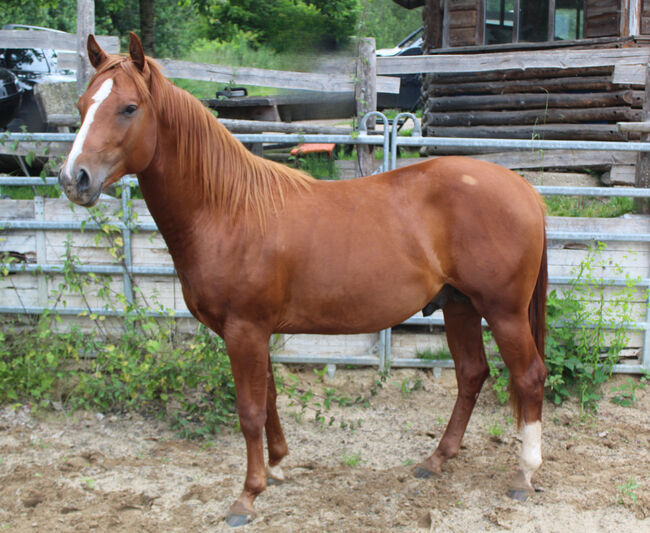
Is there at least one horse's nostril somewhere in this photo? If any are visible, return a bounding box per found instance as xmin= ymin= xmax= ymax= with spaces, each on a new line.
xmin=77 ymin=168 xmax=90 ymax=192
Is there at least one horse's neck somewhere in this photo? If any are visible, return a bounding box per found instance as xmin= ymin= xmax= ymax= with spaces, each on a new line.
xmin=136 ymin=134 xmax=208 ymax=260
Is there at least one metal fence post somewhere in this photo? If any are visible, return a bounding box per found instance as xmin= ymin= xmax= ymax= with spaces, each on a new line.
xmin=121 ymin=178 xmax=134 ymax=305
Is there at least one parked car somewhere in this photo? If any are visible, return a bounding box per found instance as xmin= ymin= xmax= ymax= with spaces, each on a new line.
xmin=0 ymin=67 xmax=22 ymax=130
xmin=0 ymin=24 xmax=76 ymax=132
xmin=377 ymin=27 xmax=423 ymax=111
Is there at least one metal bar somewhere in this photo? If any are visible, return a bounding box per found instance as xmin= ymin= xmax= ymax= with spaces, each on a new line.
xmin=4 ymin=264 xmax=176 ymax=275
xmin=0 ymin=305 xmax=193 ymax=318
xmin=5 ymin=220 xmax=648 ymax=242
xmin=271 ymin=354 xmax=380 ymax=366
xmin=536 ymin=186 xmax=650 ymax=197
xmin=121 ymin=179 xmax=134 ymax=304
xmin=0 ymin=220 xmax=158 ymax=232
xmin=5 ymin=131 xmax=650 ymax=152
xmin=358 ymin=111 xmax=390 ymax=172
xmin=393 ymin=135 xmax=650 ymax=152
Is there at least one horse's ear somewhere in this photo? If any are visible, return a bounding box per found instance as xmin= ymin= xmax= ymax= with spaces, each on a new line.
xmin=129 ymin=32 xmax=146 ymax=72
xmin=87 ymin=34 xmax=108 ymax=69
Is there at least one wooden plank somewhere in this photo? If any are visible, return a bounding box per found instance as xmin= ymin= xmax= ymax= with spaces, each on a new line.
xmin=448 ymin=10 xmax=477 ymax=29
xmin=420 ymin=148 xmax=638 ymax=168
xmin=426 ymin=66 xmax=615 ymax=84
xmin=76 ymin=0 xmax=95 ymax=93
xmin=448 ymin=0 xmax=478 ymax=9
xmin=158 ymin=58 xmax=401 ymax=94
xmin=601 ymin=164 xmax=637 ymax=185
xmin=0 ymin=30 xmax=118 ymax=53
xmin=356 ymin=38 xmax=376 ymax=178
xmin=217 ymin=119 xmax=352 ymax=135
xmin=428 ymin=91 xmax=644 ymax=111
xmin=377 ymin=48 xmax=650 ymax=75
xmin=449 ymin=28 xmax=477 ymax=46
xmin=635 ymin=61 xmax=650 ymax=212
xmin=612 ymin=63 xmax=646 ymax=85
xmin=425 ymin=107 xmax=642 ymax=127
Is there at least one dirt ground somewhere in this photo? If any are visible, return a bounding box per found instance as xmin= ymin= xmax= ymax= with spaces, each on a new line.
xmin=0 ymin=367 xmax=648 ymax=532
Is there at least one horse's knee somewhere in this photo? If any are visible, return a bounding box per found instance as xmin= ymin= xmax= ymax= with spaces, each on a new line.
xmin=238 ymin=404 xmax=267 ymax=437
xmin=457 ymin=357 xmax=489 ymax=395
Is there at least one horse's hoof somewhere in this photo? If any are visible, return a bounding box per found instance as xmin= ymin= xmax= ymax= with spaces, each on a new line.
xmin=266 ymin=464 xmax=285 ymax=486
xmin=413 ymin=465 xmax=434 ymax=479
xmin=508 ymin=489 xmax=530 ymax=502
xmin=225 ymin=512 xmax=255 ymax=527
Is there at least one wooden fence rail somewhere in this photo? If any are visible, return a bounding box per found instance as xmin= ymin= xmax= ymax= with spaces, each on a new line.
xmin=0 ymin=30 xmax=399 ymax=95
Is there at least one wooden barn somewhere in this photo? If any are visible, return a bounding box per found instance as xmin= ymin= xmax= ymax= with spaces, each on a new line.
xmin=392 ymin=1 xmax=650 ymax=174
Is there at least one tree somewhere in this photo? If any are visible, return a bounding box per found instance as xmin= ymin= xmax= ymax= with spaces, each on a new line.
xmin=202 ymin=0 xmax=360 ymax=52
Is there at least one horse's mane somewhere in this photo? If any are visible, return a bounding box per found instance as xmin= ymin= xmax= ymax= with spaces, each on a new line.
xmin=91 ymin=55 xmax=315 ymax=227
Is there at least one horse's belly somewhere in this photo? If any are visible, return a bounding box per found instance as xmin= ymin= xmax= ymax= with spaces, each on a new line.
xmin=279 ymin=266 xmax=438 ymax=334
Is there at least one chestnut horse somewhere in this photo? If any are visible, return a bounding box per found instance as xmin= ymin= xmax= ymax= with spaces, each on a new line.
xmin=59 ymin=34 xmax=548 ymax=527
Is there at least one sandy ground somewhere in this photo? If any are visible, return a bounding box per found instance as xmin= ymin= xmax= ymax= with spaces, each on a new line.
xmin=0 ymin=367 xmax=648 ymax=532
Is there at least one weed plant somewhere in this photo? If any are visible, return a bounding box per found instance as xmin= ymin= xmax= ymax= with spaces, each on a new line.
xmin=489 ymin=242 xmax=641 ymax=411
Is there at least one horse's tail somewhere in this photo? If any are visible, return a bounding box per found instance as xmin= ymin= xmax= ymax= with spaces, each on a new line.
xmin=510 ymin=230 xmax=548 ymax=427
xmin=528 ymin=230 xmax=548 ymax=361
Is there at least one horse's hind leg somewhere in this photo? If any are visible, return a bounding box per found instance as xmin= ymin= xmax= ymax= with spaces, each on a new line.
xmin=265 ymin=353 xmax=289 ymax=484
xmin=486 ymin=310 xmax=547 ymax=500
xmin=415 ymin=299 xmax=488 ymax=477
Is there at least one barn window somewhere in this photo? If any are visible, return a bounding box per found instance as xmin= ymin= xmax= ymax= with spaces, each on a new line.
xmin=554 ymin=0 xmax=584 ymax=40
xmin=484 ymin=0 xmax=584 ymax=44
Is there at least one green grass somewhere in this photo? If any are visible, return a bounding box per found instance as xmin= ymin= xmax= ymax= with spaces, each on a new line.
xmin=0 ymin=185 xmax=61 ymax=199
xmin=416 ymin=347 xmax=452 ymax=361
xmin=545 ymin=196 xmax=636 ymax=217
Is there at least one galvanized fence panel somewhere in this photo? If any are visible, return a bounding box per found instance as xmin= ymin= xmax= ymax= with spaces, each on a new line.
xmin=1 ymin=117 xmax=650 ymax=374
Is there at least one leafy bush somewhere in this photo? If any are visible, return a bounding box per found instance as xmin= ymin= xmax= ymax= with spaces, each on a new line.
xmin=0 ymin=198 xmax=237 ymax=438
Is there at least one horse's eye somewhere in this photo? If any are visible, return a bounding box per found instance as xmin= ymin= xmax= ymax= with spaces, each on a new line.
xmin=123 ymin=104 xmax=137 ymax=116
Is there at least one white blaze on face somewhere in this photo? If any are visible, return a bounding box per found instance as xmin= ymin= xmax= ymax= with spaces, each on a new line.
xmin=64 ymin=78 xmax=114 ymax=178
xmin=520 ymin=421 xmax=542 ymax=485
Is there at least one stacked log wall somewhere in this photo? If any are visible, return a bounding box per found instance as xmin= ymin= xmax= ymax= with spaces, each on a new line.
xmin=420 ymin=45 xmax=649 ymax=172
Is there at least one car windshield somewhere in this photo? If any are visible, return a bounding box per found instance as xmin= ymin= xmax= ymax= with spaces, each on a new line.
xmin=1 ymin=49 xmax=52 ymax=73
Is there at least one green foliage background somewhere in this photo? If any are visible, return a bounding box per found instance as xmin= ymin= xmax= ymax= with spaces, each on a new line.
xmin=0 ymin=1 xmax=423 ymax=60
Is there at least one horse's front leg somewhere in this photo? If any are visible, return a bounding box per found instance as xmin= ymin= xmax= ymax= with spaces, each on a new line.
xmin=223 ymin=324 xmax=272 ymax=527
xmin=265 ymin=353 xmax=289 ymax=484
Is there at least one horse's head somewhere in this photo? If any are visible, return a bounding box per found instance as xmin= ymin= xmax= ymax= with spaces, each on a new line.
xmin=59 ymin=33 xmax=157 ymax=206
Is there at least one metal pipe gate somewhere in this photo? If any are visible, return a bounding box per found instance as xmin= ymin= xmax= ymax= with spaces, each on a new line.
xmin=1 ymin=115 xmax=650 ymax=374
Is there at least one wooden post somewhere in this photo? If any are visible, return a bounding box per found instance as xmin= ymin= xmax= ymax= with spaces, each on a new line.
xmin=355 ymin=37 xmax=377 ymax=178
xmin=635 ymin=60 xmax=650 ymax=213
xmin=76 ymin=0 xmax=95 ymax=94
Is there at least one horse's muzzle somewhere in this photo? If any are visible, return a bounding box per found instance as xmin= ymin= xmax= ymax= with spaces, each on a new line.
xmin=58 ymin=166 xmax=102 ymax=206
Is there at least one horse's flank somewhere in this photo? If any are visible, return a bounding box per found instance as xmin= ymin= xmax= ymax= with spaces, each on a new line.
xmin=90 ymin=55 xmax=316 ymax=228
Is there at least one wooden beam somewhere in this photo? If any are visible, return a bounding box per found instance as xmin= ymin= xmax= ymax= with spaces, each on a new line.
xmin=426 ymin=106 xmax=642 ymax=127
xmin=618 ymin=120 xmax=650 ymax=132
xmin=76 ymin=0 xmax=95 ymax=94
xmin=0 ymin=30 xmax=118 ymax=53
xmin=355 ymin=37 xmax=377 ymax=178
xmin=428 ymin=90 xmax=644 ymax=111
xmin=420 ymin=148 xmax=637 ymax=169
xmin=158 ymin=58 xmax=400 ymax=94
xmin=425 ymin=124 xmax=629 ymax=140
xmin=377 ymin=48 xmax=650 ymax=75
xmin=635 ymin=59 xmax=650 ymax=212
xmin=427 ymin=75 xmax=626 ymax=96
